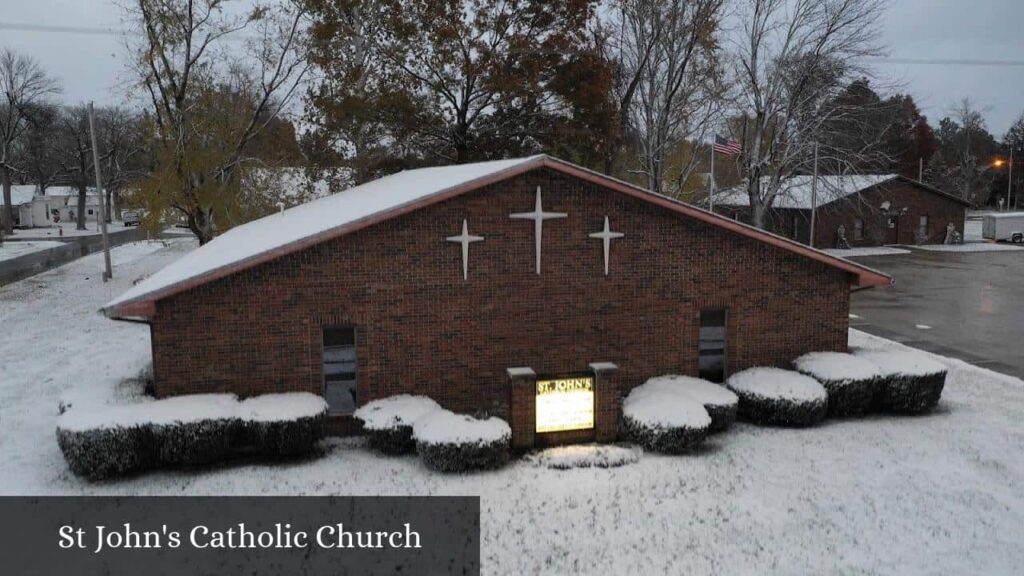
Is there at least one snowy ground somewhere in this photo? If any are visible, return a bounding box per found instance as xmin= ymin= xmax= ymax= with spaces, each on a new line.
xmin=1 ymin=240 xmax=1023 ymax=574
xmin=824 ymin=246 xmax=911 ymax=258
xmin=0 ymin=240 xmax=63 ymax=262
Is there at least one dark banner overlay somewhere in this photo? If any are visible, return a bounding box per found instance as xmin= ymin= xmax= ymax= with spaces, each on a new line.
xmin=0 ymin=496 xmax=479 ymax=575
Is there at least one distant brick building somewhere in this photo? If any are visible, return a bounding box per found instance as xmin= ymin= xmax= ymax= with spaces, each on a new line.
xmin=103 ymin=156 xmax=888 ymax=447
xmin=715 ymin=176 xmax=970 ymax=248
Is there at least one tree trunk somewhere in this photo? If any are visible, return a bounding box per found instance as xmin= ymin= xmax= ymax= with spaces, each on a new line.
xmin=76 ymin=185 xmax=87 ymax=230
xmin=187 ymin=208 xmax=215 ymax=245
xmin=1 ymin=166 xmax=13 ymax=235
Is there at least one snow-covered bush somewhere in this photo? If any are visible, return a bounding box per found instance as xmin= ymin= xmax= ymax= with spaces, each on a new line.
xmin=57 ymin=393 xmax=330 ymax=480
xmin=632 ymin=375 xmax=739 ymax=432
xmin=353 ymin=395 xmax=441 ymax=455
xmin=413 ymin=410 xmax=511 ymax=472
xmin=56 ymin=424 xmax=154 ymax=481
xmin=793 ymin=352 xmax=882 ymax=417
xmin=727 ymin=368 xmax=828 ymax=427
xmin=621 ymin=385 xmax=712 ymax=454
xmin=241 ymin=393 xmax=328 ymax=458
xmin=853 ymin=350 xmax=947 ymax=414
xmin=527 ymin=444 xmax=640 ymax=470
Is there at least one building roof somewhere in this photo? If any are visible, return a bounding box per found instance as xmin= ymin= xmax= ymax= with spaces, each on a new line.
xmin=717 ymin=175 xmax=971 ymax=209
xmin=0 ymin=186 xmax=40 ymax=206
xmin=103 ymin=155 xmax=890 ymax=319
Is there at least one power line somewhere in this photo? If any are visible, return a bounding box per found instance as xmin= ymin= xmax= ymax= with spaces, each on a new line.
xmin=0 ymin=22 xmax=121 ymax=36
xmin=866 ymin=57 xmax=1024 ymax=68
xmin=4 ymin=21 xmax=1024 ymax=69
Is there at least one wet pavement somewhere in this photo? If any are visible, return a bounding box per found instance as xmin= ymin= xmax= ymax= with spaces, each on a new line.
xmin=848 ymin=247 xmax=1024 ymax=378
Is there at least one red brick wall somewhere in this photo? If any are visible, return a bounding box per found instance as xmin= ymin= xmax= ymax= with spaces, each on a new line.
xmin=150 ymin=168 xmax=851 ymax=429
xmin=813 ymin=181 xmax=966 ymax=247
xmin=718 ymin=180 xmax=966 ymax=248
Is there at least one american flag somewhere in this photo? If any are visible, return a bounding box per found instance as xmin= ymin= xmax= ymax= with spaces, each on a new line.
xmin=712 ymin=134 xmax=742 ymax=155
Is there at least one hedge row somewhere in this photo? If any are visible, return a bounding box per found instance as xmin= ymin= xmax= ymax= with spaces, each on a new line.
xmin=57 ymin=393 xmax=328 ymax=481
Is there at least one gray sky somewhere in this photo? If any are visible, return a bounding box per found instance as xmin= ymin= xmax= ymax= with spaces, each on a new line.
xmin=1 ymin=0 xmax=1022 ymax=136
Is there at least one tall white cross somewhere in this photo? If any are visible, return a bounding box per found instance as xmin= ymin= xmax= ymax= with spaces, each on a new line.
xmin=446 ymin=218 xmax=484 ymax=280
xmin=588 ymin=216 xmax=624 ymax=275
xmin=510 ymin=187 xmax=567 ymax=275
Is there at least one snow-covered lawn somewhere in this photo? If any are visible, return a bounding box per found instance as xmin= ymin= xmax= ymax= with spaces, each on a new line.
xmin=911 ymin=242 xmax=1024 ymax=253
xmin=0 ymin=240 xmax=63 ymax=262
xmin=1 ymin=240 xmax=1023 ymax=574
xmin=824 ymin=246 xmax=911 ymax=257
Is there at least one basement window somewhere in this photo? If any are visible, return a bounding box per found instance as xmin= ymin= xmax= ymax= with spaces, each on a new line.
xmin=699 ymin=309 xmax=728 ymax=383
xmin=323 ymin=327 xmax=357 ymax=415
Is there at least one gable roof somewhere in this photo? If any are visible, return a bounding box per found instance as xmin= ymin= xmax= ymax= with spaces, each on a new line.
xmin=0 ymin=185 xmax=40 ymax=206
xmin=717 ymin=174 xmax=971 ymax=209
xmin=103 ymin=155 xmax=890 ymax=319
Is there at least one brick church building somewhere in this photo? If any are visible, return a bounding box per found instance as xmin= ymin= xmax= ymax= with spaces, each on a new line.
xmin=103 ymin=155 xmax=889 ymax=446
xmin=715 ymin=175 xmax=970 ymax=248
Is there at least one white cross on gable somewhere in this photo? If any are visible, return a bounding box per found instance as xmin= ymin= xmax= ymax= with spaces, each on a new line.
xmin=446 ymin=218 xmax=484 ymax=280
xmin=588 ymin=216 xmax=624 ymax=275
xmin=509 ymin=187 xmax=567 ymax=275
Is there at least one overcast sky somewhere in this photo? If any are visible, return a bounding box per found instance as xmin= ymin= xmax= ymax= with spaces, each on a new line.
xmin=1 ymin=0 xmax=1022 ymax=136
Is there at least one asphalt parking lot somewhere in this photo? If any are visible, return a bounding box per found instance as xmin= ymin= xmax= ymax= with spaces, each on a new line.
xmin=848 ymin=247 xmax=1024 ymax=377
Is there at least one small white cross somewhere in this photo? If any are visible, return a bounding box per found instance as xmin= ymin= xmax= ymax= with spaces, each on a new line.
xmin=510 ymin=187 xmax=567 ymax=275
xmin=588 ymin=216 xmax=624 ymax=275
xmin=446 ymin=218 xmax=484 ymax=280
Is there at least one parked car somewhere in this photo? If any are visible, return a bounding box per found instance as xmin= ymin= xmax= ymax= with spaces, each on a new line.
xmin=121 ymin=209 xmax=142 ymax=226
xmin=981 ymin=213 xmax=1024 ymax=243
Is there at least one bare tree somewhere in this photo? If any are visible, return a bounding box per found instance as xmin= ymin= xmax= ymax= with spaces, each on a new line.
xmin=944 ymin=98 xmax=993 ymax=204
xmin=0 ymin=49 xmax=59 ymax=237
xmin=730 ymin=0 xmax=886 ymax=228
xmin=54 ymin=105 xmax=106 ymax=231
xmin=15 ymin=103 xmax=63 ymax=195
xmin=126 ymin=0 xmax=310 ymax=243
xmin=616 ymin=0 xmax=724 ymax=196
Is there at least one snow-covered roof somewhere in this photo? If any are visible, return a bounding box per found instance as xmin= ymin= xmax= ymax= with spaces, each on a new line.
xmin=716 ymin=175 xmax=898 ymax=209
xmin=103 ymin=154 xmax=892 ymax=318
xmin=0 ymin=185 xmax=40 ymax=206
xmin=105 ymin=156 xmax=542 ymax=311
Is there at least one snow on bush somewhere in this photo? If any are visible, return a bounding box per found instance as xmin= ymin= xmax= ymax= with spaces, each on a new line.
xmin=727 ymin=368 xmax=828 ymax=427
xmin=56 ymin=425 xmax=154 ymax=481
xmin=633 ymin=375 xmax=739 ymax=432
xmin=621 ymin=383 xmax=712 ymax=454
xmin=353 ymin=395 xmax=442 ymax=455
xmin=527 ymin=444 xmax=641 ymax=470
xmin=240 ymin=393 xmax=328 ymax=458
xmin=793 ymin=352 xmax=882 ymax=417
xmin=57 ymin=393 xmax=328 ymax=480
xmin=853 ymin=349 xmax=947 ymax=414
xmin=413 ymin=410 xmax=511 ymax=473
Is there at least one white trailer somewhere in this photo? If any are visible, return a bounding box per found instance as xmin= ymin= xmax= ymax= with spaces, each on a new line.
xmin=982 ymin=213 xmax=1024 ymax=242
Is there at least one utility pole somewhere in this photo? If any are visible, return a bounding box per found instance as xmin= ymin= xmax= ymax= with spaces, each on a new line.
xmin=709 ymin=140 xmax=716 ymax=212
xmin=88 ymin=102 xmax=112 ymax=282
xmin=809 ymin=142 xmax=819 ymax=248
xmin=1009 ymin=148 xmax=1015 ymax=211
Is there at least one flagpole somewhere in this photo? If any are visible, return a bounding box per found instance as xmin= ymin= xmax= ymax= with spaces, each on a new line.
xmin=709 ymin=140 xmax=716 ymax=212
xmin=810 ymin=141 xmax=819 ymax=248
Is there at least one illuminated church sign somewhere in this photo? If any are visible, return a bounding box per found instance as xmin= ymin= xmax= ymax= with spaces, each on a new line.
xmin=535 ymin=377 xmax=595 ymax=433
